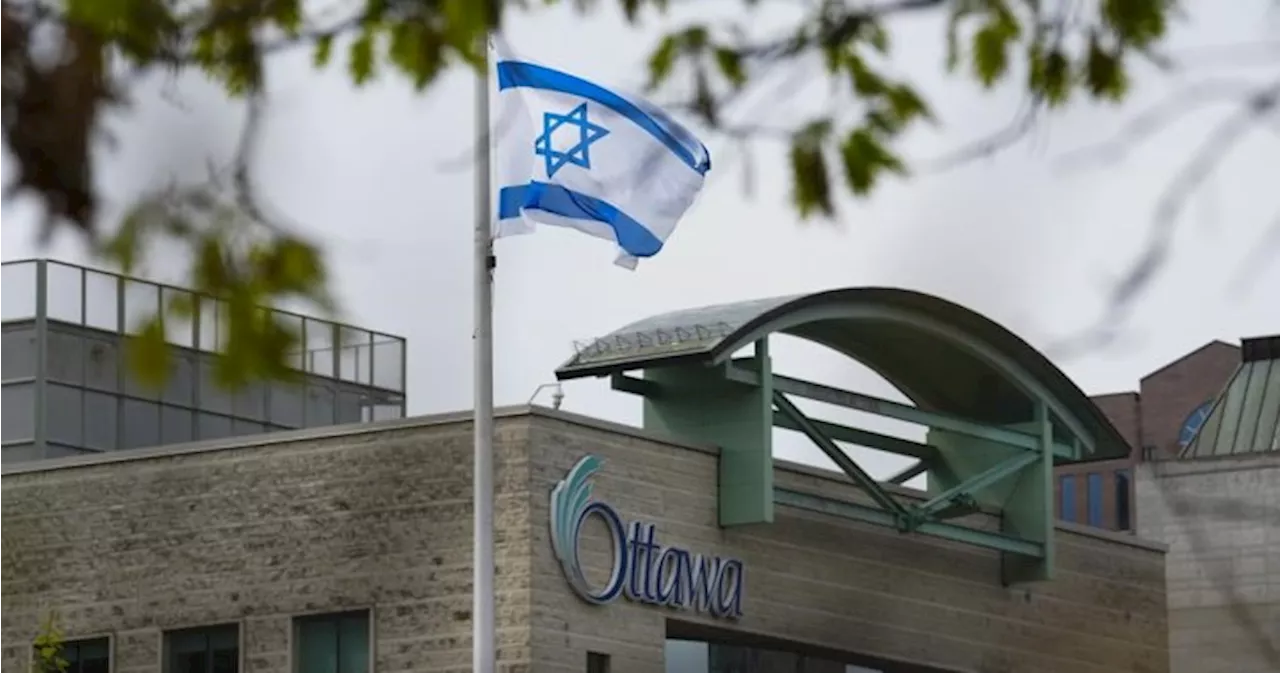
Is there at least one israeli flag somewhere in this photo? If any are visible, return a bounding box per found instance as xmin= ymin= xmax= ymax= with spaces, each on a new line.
xmin=491 ymin=41 xmax=711 ymax=269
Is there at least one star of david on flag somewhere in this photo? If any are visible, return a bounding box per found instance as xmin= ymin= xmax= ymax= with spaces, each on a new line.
xmin=490 ymin=39 xmax=711 ymax=269
xmin=534 ymin=103 xmax=609 ymax=178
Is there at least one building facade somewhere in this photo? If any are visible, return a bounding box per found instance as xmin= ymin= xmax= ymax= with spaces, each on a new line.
xmin=3 ymin=287 xmax=1174 ymax=673
xmin=1135 ymin=334 xmax=1280 ymax=673
xmin=2 ymin=409 xmax=1170 ymax=673
xmin=0 ymin=259 xmax=407 ymax=464
xmin=1057 ymin=341 xmax=1241 ymax=533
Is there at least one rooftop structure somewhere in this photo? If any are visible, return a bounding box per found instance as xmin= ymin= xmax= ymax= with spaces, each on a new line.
xmin=0 ymin=259 xmax=407 ymax=463
xmin=1179 ymin=334 xmax=1280 ymax=459
xmin=557 ymin=287 xmax=1131 ymax=584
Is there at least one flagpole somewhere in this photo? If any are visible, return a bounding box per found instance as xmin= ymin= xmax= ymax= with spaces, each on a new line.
xmin=472 ymin=33 xmax=497 ymax=673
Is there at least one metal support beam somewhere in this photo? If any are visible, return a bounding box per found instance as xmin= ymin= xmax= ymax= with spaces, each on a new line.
xmin=886 ymin=461 xmax=929 ymax=485
xmin=772 ymin=413 xmax=939 ymax=461
xmin=775 ymin=488 xmax=1044 ymax=558
xmin=611 ymin=372 xmax=663 ymax=398
xmin=912 ymin=451 xmax=1039 ymax=521
xmin=612 ymin=364 xmax=1052 ymax=567
xmin=725 ymin=360 xmax=1077 ymax=459
xmin=771 ymin=391 xmax=909 ymax=522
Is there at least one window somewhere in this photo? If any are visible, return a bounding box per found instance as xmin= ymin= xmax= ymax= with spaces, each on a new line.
xmin=121 ymin=399 xmax=160 ymax=450
xmin=164 ymin=625 xmax=238 ymax=673
xmin=47 ymin=384 xmax=85 ymax=447
xmin=36 ymin=637 xmax=109 ymax=673
xmin=46 ymin=331 xmax=84 ymax=384
xmin=197 ymin=413 xmax=233 ymax=441
xmin=161 ymin=406 xmax=194 ymax=445
xmin=586 ymin=652 xmax=611 ymax=673
xmin=83 ymin=391 xmax=119 ymax=451
xmin=269 ymin=383 xmax=304 ymax=428
xmin=1115 ymin=469 xmax=1132 ymax=531
xmin=2 ymin=328 xmax=36 ymax=380
xmin=232 ymin=384 xmax=266 ymax=421
xmin=1059 ymin=475 xmax=1077 ymax=523
xmin=163 ymin=355 xmax=196 ymax=406
xmin=2 ymin=383 xmax=35 ymax=442
xmin=198 ymin=361 xmax=233 ymax=414
xmin=305 ymin=385 xmax=335 ymax=427
xmin=294 ymin=611 xmax=369 ymax=673
xmin=83 ymin=338 xmax=119 ymax=392
xmin=1086 ymin=473 xmax=1104 ymax=527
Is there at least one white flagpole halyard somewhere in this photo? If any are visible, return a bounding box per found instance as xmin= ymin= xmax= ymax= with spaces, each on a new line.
xmin=472 ymin=33 xmax=497 ymax=673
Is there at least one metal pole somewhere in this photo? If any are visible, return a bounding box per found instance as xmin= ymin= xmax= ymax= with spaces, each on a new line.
xmin=472 ymin=34 xmax=496 ymax=673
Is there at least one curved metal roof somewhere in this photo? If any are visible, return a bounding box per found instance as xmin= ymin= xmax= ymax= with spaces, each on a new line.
xmin=556 ymin=288 xmax=1130 ymax=461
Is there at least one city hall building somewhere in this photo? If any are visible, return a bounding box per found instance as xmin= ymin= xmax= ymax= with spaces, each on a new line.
xmin=3 ymin=282 xmax=1175 ymax=673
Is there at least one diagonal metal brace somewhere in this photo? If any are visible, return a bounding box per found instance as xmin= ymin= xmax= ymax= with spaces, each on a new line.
xmin=903 ymin=451 xmax=1041 ymax=531
xmin=771 ymin=391 xmax=910 ymax=524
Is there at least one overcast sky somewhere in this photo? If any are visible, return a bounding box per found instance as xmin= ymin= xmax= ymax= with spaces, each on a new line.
xmin=3 ymin=0 xmax=1277 ymax=478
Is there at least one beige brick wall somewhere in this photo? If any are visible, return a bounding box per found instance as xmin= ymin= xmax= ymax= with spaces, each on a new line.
xmin=526 ymin=414 xmax=1170 ymax=673
xmin=1136 ymin=455 xmax=1280 ymax=673
xmin=2 ymin=409 xmax=1172 ymax=673
xmin=1 ymin=416 xmax=539 ymax=673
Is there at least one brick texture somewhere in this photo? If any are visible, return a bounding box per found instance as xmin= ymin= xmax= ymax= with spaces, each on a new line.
xmin=1136 ymin=455 xmax=1280 ymax=673
xmin=3 ymin=411 xmax=1171 ymax=673
xmin=1 ymin=419 xmax=538 ymax=673
xmin=523 ymin=415 xmax=1169 ymax=673
xmin=1054 ymin=343 xmax=1241 ymax=534
xmin=1139 ymin=342 xmax=1239 ymax=459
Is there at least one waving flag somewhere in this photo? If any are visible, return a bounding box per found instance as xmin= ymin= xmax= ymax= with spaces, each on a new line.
xmin=491 ymin=40 xmax=712 ymax=269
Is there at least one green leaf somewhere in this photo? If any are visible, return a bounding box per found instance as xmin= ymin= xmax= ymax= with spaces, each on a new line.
xmin=1084 ymin=34 xmax=1128 ymax=102
xmin=1101 ymin=0 xmax=1169 ymax=48
xmin=971 ymin=19 xmax=1014 ymax=87
xmin=314 ymin=34 xmax=334 ymax=68
xmin=621 ymin=0 xmax=642 ymax=22
xmin=846 ymin=56 xmax=886 ymax=96
xmin=840 ymin=127 xmax=905 ymax=196
xmin=885 ymin=84 xmax=933 ymax=124
xmin=866 ymin=22 xmax=890 ymax=54
xmin=273 ymin=0 xmax=303 ymax=37
xmin=789 ymin=120 xmax=834 ymax=218
xmin=647 ymin=34 xmax=678 ymax=90
xmin=127 ymin=316 xmax=173 ymax=390
xmin=713 ymin=47 xmax=746 ymax=89
xmin=349 ymin=31 xmax=377 ymax=86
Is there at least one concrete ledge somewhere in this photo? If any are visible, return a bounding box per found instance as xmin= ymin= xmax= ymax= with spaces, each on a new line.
xmin=0 ymin=404 xmax=721 ymax=477
xmin=1 ymin=406 xmax=537 ymax=476
xmin=1145 ymin=453 xmax=1279 ymax=478
xmin=1 ymin=404 xmax=1170 ymax=553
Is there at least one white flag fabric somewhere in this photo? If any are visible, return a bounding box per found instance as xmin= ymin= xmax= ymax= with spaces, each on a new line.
xmin=491 ymin=40 xmax=711 ymax=269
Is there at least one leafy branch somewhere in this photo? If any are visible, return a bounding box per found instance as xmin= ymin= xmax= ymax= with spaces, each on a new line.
xmin=0 ymin=0 xmax=1268 ymax=386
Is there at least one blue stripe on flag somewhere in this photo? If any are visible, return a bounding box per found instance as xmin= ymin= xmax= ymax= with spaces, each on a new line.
xmin=498 ymin=182 xmax=664 ymax=258
xmin=496 ymin=61 xmax=710 ymax=176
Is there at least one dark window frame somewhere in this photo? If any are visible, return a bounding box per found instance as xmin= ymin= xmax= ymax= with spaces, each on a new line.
xmin=1059 ymin=474 xmax=1077 ymax=523
xmin=32 ymin=636 xmax=111 ymax=673
xmin=1086 ymin=472 xmax=1104 ymax=527
xmin=162 ymin=623 xmax=240 ymax=673
xmin=1115 ymin=468 xmax=1132 ymax=531
xmin=292 ymin=609 xmax=372 ymax=673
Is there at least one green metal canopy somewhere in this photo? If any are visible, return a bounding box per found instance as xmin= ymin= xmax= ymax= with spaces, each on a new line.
xmin=556 ymin=288 xmax=1133 ymax=585
xmin=557 ymin=288 xmax=1129 ymax=463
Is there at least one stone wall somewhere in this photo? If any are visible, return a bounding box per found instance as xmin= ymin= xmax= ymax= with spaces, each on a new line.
xmin=1 ymin=413 xmax=537 ymax=673
xmin=1136 ymin=454 xmax=1280 ymax=673
xmin=526 ymin=413 xmax=1171 ymax=673
xmin=2 ymin=409 xmax=1173 ymax=673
